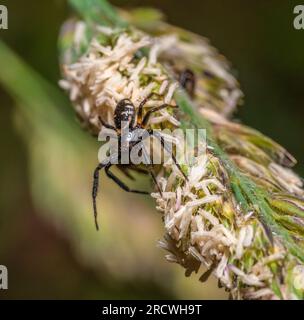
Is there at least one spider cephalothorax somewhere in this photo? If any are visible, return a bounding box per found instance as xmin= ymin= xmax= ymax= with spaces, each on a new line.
xmin=92 ymin=93 xmax=188 ymax=230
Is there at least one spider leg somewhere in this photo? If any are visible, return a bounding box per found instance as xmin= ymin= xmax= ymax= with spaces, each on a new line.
xmin=127 ymin=166 xmax=149 ymax=176
xmin=148 ymin=167 xmax=163 ymax=196
xmin=98 ymin=116 xmax=116 ymax=131
xmin=137 ymin=92 xmax=167 ymax=125
xmin=105 ymin=165 xmax=149 ymax=195
xmin=139 ymin=141 xmax=163 ymax=196
xmin=151 ymin=130 xmax=188 ymax=181
xmin=117 ymin=165 xmax=150 ymax=181
xmin=92 ymin=162 xmax=107 ymax=231
xmin=141 ymin=103 xmax=177 ymax=127
xmin=117 ymin=163 xmax=162 ymax=198
xmin=92 ymin=152 xmax=119 ymax=230
xmin=117 ymin=165 xmax=135 ymax=181
xmin=130 ymin=166 xmax=148 ymax=174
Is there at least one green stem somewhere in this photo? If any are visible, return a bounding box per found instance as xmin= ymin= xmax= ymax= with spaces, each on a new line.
xmin=0 ymin=40 xmax=88 ymax=147
xmin=68 ymin=0 xmax=126 ymax=27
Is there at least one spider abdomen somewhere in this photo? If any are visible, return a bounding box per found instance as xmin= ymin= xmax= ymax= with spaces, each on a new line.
xmin=114 ymin=99 xmax=136 ymax=129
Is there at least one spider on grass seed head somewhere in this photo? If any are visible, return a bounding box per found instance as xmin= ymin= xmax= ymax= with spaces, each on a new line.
xmin=92 ymin=92 xmax=188 ymax=230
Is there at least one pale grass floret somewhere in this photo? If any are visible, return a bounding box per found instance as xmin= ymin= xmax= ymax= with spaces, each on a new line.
xmin=60 ymin=31 xmax=180 ymax=130
xmin=269 ymin=162 xmax=304 ymax=196
xmin=229 ymin=265 xmax=264 ymax=287
xmin=245 ymin=288 xmax=275 ymax=300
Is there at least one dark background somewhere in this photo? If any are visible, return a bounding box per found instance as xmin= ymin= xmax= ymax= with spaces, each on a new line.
xmin=0 ymin=0 xmax=303 ymax=299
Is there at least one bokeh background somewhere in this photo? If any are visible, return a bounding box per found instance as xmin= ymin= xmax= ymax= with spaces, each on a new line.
xmin=0 ymin=0 xmax=303 ymax=299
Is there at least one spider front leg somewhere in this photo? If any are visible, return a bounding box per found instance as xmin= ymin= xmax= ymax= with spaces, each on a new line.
xmin=141 ymin=103 xmax=178 ymax=127
xmin=137 ymin=92 xmax=173 ymax=125
xmin=137 ymin=92 xmax=160 ymax=124
xmin=98 ymin=116 xmax=116 ymax=131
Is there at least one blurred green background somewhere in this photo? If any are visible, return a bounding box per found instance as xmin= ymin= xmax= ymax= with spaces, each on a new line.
xmin=0 ymin=0 xmax=303 ymax=299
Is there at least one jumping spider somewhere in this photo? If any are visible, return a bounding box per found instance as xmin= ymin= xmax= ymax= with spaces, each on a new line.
xmin=92 ymin=93 xmax=188 ymax=230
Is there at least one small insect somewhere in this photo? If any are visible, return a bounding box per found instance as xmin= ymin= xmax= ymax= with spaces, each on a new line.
xmin=179 ymin=68 xmax=196 ymax=97
xmin=92 ymin=93 xmax=188 ymax=230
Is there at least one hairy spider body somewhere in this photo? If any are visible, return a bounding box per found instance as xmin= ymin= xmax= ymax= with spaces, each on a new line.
xmin=92 ymin=93 xmax=188 ymax=230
